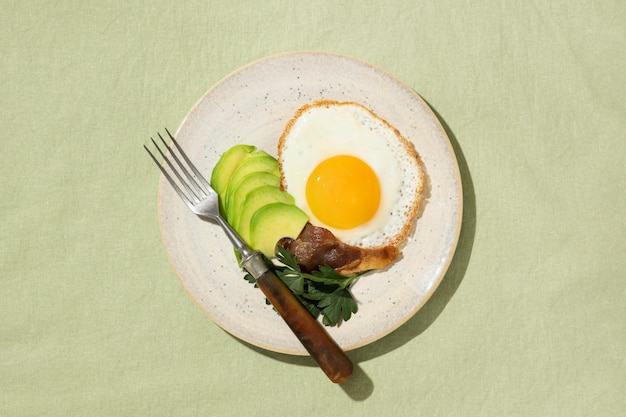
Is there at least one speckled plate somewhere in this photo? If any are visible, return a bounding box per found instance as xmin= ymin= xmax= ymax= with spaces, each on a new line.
xmin=158 ymin=52 xmax=462 ymax=355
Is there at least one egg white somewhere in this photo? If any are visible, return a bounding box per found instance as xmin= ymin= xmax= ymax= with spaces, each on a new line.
xmin=278 ymin=101 xmax=423 ymax=249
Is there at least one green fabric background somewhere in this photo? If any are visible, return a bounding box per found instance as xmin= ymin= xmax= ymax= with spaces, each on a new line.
xmin=1 ymin=1 xmax=624 ymax=416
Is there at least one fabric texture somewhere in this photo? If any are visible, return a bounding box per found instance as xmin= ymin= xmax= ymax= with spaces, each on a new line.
xmin=1 ymin=1 xmax=624 ymax=416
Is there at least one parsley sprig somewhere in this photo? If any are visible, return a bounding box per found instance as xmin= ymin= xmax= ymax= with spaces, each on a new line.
xmin=244 ymin=245 xmax=365 ymax=326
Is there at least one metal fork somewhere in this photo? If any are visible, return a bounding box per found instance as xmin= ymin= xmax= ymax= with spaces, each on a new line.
xmin=144 ymin=129 xmax=353 ymax=383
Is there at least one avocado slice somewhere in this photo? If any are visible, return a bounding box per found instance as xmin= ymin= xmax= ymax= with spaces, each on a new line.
xmin=224 ymin=171 xmax=280 ymax=225
xmin=249 ymin=203 xmax=309 ymax=257
xmin=235 ymin=185 xmax=295 ymax=243
xmin=210 ymin=144 xmax=256 ymax=214
xmin=226 ymin=152 xmax=279 ymax=191
xmin=223 ymin=153 xmax=279 ymax=212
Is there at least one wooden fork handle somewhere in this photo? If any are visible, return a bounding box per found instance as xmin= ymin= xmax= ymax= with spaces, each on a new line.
xmin=255 ymin=270 xmax=354 ymax=383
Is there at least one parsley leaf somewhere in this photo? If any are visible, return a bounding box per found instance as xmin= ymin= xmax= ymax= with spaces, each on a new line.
xmin=318 ymin=287 xmax=359 ymax=326
xmin=243 ymin=245 xmax=365 ymax=326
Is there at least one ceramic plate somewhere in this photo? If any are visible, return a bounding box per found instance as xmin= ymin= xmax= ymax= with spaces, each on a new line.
xmin=158 ymin=52 xmax=462 ymax=355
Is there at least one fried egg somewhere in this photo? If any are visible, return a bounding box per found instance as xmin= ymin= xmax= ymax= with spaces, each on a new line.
xmin=278 ymin=100 xmax=424 ymax=249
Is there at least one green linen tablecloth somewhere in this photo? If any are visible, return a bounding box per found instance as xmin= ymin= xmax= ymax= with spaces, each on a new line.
xmin=1 ymin=1 xmax=624 ymax=416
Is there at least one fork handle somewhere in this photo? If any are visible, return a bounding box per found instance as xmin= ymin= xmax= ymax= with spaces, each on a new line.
xmin=254 ymin=269 xmax=354 ymax=383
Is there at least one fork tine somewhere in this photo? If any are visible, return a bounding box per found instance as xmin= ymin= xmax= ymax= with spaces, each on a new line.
xmin=165 ymin=128 xmax=212 ymax=190
xmin=150 ymin=137 xmax=201 ymax=203
xmin=143 ymin=144 xmax=195 ymax=209
xmin=157 ymin=132 xmax=208 ymax=198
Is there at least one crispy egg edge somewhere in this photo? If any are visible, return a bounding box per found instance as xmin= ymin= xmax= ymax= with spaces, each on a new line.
xmin=277 ymin=99 xmax=425 ymax=251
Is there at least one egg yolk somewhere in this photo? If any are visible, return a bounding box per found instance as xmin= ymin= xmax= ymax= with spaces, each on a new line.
xmin=306 ymin=155 xmax=381 ymax=229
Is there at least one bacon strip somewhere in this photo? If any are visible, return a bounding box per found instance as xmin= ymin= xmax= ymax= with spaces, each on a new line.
xmin=278 ymin=223 xmax=399 ymax=276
